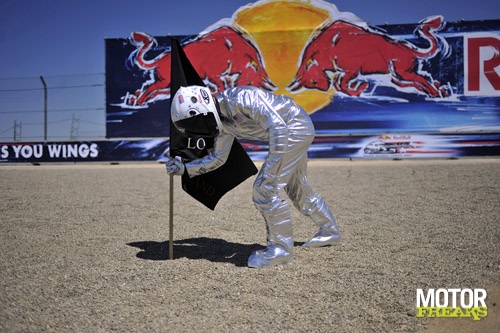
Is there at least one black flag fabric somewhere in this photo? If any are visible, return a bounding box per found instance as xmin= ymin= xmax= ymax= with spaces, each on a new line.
xmin=169 ymin=38 xmax=213 ymax=161
xmin=169 ymin=38 xmax=258 ymax=210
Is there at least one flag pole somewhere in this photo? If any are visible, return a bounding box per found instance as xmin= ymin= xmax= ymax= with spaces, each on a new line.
xmin=169 ymin=173 xmax=174 ymax=260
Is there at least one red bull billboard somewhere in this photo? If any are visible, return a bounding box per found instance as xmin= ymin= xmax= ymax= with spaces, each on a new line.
xmin=105 ymin=0 xmax=500 ymax=158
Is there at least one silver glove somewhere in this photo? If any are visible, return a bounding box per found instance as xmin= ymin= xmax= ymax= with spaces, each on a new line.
xmin=165 ymin=158 xmax=185 ymax=175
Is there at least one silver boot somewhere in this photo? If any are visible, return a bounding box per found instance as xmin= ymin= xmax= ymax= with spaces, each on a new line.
xmin=303 ymin=195 xmax=341 ymax=247
xmin=248 ymin=200 xmax=294 ymax=268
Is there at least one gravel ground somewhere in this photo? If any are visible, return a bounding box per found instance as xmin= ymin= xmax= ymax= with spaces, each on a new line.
xmin=0 ymin=158 xmax=498 ymax=332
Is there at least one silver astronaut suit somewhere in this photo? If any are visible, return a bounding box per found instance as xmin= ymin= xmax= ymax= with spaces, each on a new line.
xmin=169 ymin=86 xmax=341 ymax=268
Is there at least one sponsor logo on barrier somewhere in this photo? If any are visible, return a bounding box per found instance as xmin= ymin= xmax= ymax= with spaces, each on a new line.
xmin=0 ymin=143 xmax=99 ymax=160
xmin=416 ymin=288 xmax=488 ymax=320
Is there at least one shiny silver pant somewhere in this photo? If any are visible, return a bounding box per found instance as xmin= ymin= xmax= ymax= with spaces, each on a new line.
xmin=248 ymin=119 xmax=340 ymax=268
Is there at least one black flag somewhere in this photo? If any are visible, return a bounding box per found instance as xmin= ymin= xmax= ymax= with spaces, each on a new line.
xmin=169 ymin=38 xmax=258 ymax=210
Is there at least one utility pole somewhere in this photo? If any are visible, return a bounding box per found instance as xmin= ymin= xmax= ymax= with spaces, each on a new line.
xmin=70 ymin=114 xmax=80 ymax=140
xmin=40 ymin=76 xmax=47 ymax=141
xmin=13 ymin=120 xmax=22 ymax=141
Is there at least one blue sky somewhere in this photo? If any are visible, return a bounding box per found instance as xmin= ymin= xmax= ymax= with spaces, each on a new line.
xmin=0 ymin=0 xmax=499 ymax=140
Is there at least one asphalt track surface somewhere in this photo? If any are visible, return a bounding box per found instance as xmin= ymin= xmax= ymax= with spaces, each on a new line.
xmin=1 ymin=158 xmax=499 ymax=332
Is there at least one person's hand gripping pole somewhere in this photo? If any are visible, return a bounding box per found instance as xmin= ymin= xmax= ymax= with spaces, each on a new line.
xmin=166 ymin=157 xmax=185 ymax=176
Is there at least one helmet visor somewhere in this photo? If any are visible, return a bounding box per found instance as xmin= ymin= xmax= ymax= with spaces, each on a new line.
xmin=174 ymin=112 xmax=219 ymax=136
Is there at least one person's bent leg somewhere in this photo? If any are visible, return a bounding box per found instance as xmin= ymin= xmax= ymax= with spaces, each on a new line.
xmin=248 ymin=200 xmax=293 ymax=268
xmin=249 ymin=152 xmax=295 ymax=268
xmin=285 ymin=159 xmax=341 ymax=248
xmin=302 ymin=193 xmax=341 ymax=247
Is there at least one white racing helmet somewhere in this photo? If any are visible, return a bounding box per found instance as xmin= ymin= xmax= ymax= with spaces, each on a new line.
xmin=171 ymin=86 xmax=223 ymax=136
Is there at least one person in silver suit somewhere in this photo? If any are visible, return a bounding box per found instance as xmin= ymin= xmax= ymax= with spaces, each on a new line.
xmin=166 ymin=85 xmax=341 ymax=268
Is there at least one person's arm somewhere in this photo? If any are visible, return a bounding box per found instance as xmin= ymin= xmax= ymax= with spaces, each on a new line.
xmin=183 ymin=132 xmax=234 ymax=177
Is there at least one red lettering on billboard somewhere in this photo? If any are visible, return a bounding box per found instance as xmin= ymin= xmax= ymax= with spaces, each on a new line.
xmin=465 ymin=34 xmax=500 ymax=95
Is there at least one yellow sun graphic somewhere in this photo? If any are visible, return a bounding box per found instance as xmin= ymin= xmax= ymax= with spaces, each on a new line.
xmin=233 ymin=0 xmax=336 ymax=113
